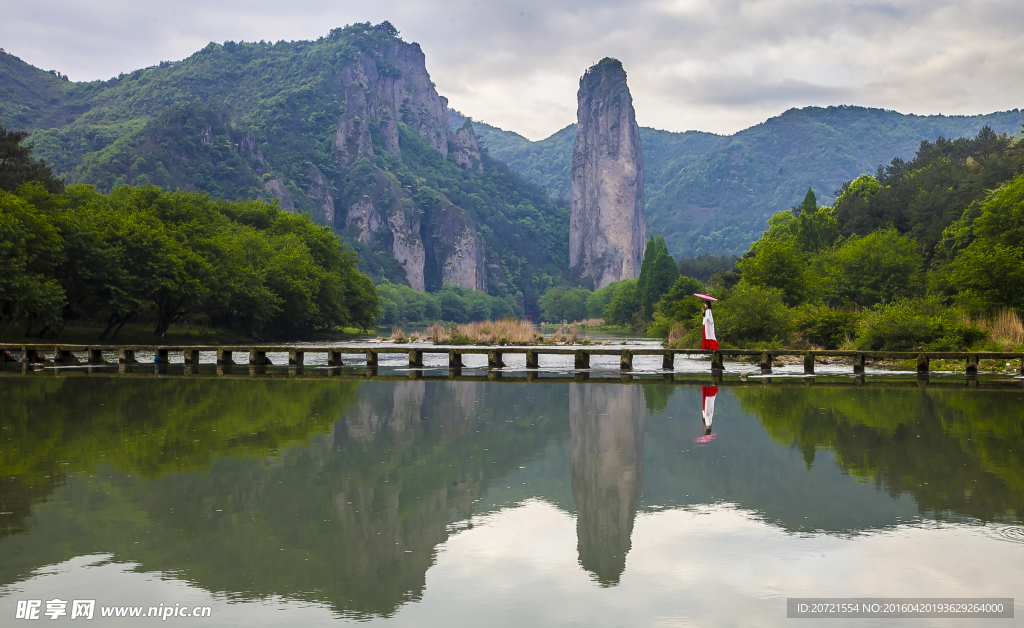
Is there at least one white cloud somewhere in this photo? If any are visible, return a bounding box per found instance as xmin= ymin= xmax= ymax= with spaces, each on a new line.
xmin=2 ymin=0 xmax=1022 ymax=140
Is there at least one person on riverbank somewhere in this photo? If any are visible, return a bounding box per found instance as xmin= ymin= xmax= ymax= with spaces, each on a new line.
xmin=701 ymin=301 xmax=719 ymax=350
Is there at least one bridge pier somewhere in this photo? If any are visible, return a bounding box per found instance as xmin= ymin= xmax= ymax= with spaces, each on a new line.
xmin=620 ymin=350 xmax=633 ymax=371
xmin=526 ymin=350 xmax=539 ymax=369
xmin=184 ymin=348 xmax=200 ymax=365
xmin=21 ymin=347 xmax=43 ymax=363
xmin=916 ymin=353 xmax=930 ymax=373
xmin=488 ymin=350 xmax=505 ymax=369
xmin=118 ymin=348 xmax=137 ymax=364
xmin=328 ymin=350 xmax=343 ymax=367
xmin=759 ymin=352 xmax=772 ymax=373
xmin=966 ymin=354 xmax=978 ymax=375
xmin=710 ymin=351 xmax=723 ymax=371
xmin=409 ymin=349 xmax=424 ymax=368
xmin=574 ymin=350 xmax=590 ymax=369
xmin=217 ymin=348 xmax=235 ymax=365
xmin=365 ymin=351 xmax=378 ymax=367
xmin=155 ymin=348 xmax=169 ymax=364
xmin=803 ymin=352 xmax=815 ymax=374
xmin=662 ymin=352 xmax=674 ymax=370
xmin=249 ymin=349 xmax=271 ymax=366
xmin=449 ymin=351 xmax=464 ymax=368
xmin=853 ymin=353 xmax=865 ymax=373
xmin=53 ymin=347 xmax=79 ymax=364
xmin=88 ymin=348 xmax=106 ymax=364
xmin=289 ymin=349 xmax=304 ymax=366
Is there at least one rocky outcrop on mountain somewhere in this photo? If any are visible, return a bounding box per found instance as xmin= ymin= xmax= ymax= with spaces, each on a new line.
xmin=569 ymin=58 xmax=645 ymax=288
xmin=330 ymin=34 xmax=503 ymax=292
xmin=335 ymin=41 xmax=451 ymax=160
xmin=569 ymin=383 xmax=645 ymax=585
xmin=343 ymin=166 xmax=426 ymax=290
xmin=452 ymin=119 xmax=483 ymax=172
xmin=428 ymin=198 xmax=487 ymax=291
xmin=263 ymin=177 xmax=294 ymax=213
xmin=334 ymin=81 xmax=375 ymax=168
xmin=333 ymin=35 xmax=483 ymax=290
xmin=305 ymin=164 xmax=335 ymax=224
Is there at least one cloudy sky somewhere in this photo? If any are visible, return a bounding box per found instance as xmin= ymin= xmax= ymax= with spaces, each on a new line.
xmin=3 ymin=0 xmax=1022 ymax=140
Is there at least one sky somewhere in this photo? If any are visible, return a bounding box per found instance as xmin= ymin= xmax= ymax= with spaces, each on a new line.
xmin=2 ymin=0 xmax=1023 ymax=141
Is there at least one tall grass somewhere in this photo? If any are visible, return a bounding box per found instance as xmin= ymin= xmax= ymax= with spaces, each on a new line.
xmin=428 ymin=319 xmax=543 ymax=345
xmin=965 ymin=308 xmax=1024 ymax=348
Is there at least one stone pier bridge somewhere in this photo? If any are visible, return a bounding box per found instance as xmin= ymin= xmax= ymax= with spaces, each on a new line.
xmin=3 ymin=344 xmax=1022 ymax=376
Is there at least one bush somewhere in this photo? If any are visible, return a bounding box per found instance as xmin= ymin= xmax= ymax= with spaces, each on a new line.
xmin=815 ymin=228 xmax=924 ymax=307
xmin=714 ymin=283 xmax=793 ymax=345
xmin=855 ymin=298 xmax=988 ymax=351
xmin=736 ymin=238 xmax=808 ymax=305
xmin=794 ymin=306 xmax=862 ymax=349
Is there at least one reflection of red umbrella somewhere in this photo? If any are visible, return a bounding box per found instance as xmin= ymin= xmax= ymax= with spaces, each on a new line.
xmin=693 ymin=293 xmax=718 ymax=301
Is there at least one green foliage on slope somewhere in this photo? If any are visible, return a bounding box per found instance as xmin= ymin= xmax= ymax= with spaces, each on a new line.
xmin=0 ymin=143 xmax=379 ymax=340
xmin=0 ymin=29 xmax=570 ymax=309
xmin=452 ymin=106 xmax=1024 ymax=258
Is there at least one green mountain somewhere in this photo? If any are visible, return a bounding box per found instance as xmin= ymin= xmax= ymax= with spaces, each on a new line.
xmin=451 ymin=107 xmax=1024 ymax=257
xmin=0 ymin=24 xmax=570 ymax=309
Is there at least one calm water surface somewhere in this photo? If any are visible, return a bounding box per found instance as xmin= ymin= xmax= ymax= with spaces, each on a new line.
xmin=1 ymin=366 xmax=1022 ymax=626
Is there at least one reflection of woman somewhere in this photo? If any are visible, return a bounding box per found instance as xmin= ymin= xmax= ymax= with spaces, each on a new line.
xmin=701 ymin=385 xmax=718 ymax=435
xmin=701 ymin=302 xmax=719 ymax=350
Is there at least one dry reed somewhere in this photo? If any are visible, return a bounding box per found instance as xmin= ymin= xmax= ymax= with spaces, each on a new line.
xmin=967 ymin=308 xmax=1024 ymax=347
xmin=390 ymin=326 xmax=407 ymax=342
xmin=667 ymin=323 xmax=686 ymax=345
xmin=429 ymin=319 xmax=542 ymax=345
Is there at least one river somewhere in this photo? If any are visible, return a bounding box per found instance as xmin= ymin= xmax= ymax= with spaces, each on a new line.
xmin=1 ymin=361 xmax=1022 ymax=626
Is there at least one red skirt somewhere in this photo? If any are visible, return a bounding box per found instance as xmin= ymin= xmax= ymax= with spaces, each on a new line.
xmin=702 ymin=326 xmax=719 ymax=350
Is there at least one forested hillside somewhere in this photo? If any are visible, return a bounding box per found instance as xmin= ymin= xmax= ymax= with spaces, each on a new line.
xmin=451 ymin=107 xmax=1024 ymax=258
xmin=646 ymin=126 xmax=1024 ymax=353
xmin=0 ymin=25 xmax=571 ymax=310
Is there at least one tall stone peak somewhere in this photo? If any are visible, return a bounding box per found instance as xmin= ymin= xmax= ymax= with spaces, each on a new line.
xmin=569 ymin=57 xmax=646 ymax=288
xmin=452 ymin=119 xmax=483 ymax=172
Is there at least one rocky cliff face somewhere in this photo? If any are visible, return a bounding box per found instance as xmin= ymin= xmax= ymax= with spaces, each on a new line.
xmin=452 ymin=119 xmax=483 ymax=172
xmin=569 ymin=58 xmax=646 ymax=289
xmin=333 ymin=36 xmax=492 ymax=291
xmin=428 ymin=197 xmax=487 ymax=291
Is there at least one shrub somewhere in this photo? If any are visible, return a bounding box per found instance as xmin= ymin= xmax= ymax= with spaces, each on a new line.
xmin=794 ymin=306 xmax=863 ymax=349
xmin=714 ymin=284 xmax=793 ymax=345
xmin=855 ymin=298 xmax=988 ymax=351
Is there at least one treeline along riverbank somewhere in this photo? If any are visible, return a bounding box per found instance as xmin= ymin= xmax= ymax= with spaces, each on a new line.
xmin=1 ymin=126 xmax=380 ymax=341
xmin=536 ymin=126 xmax=1024 ymax=355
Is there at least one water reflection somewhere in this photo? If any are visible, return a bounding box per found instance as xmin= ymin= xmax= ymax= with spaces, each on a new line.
xmin=569 ymin=385 xmax=644 ymax=585
xmin=0 ymin=376 xmax=1022 ymax=624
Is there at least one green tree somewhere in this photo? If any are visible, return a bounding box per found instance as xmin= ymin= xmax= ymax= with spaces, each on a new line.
xmin=538 ymin=286 xmax=590 ymax=322
xmin=816 ymin=228 xmax=924 ymax=307
xmin=655 ymin=275 xmax=705 ymax=322
xmin=799 ymin=185 xmax=817 ymax=215
xmin=636 ymin=235 xmax=679 ymax=320
xmin=715 ymin=283 xmax=793 ymax=345
xmin=604 ymin=279 xmax=640 ymax=328
xmin=0 ymin=125 xmax=64 ymax=194
xmin=736 ymin=238 xmax=808 ymax=305
xmin=947 ymin=173 xmax=1024 ymax=310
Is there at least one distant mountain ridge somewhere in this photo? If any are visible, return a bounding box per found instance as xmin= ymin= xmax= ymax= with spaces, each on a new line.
xmin=451 ymin=106 xmax=1024 ymax=257
xmin=0 ymin=27 xmax=571 ymax=307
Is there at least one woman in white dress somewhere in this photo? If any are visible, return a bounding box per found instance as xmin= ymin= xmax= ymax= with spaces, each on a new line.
xmin=701 ymin=302 xmax=719 ymax=350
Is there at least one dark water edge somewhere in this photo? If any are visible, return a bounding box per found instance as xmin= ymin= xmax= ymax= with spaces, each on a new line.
xmin=1 ymin=372 xmax=1022 ymax=625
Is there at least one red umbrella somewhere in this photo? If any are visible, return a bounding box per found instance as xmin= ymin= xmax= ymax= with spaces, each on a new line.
xmin=693 ymin=293 xmax=718 ymax=301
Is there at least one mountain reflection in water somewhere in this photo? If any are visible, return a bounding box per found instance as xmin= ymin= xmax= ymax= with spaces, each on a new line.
xmin=0 ymin=375 xmax=1022 ymax=622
